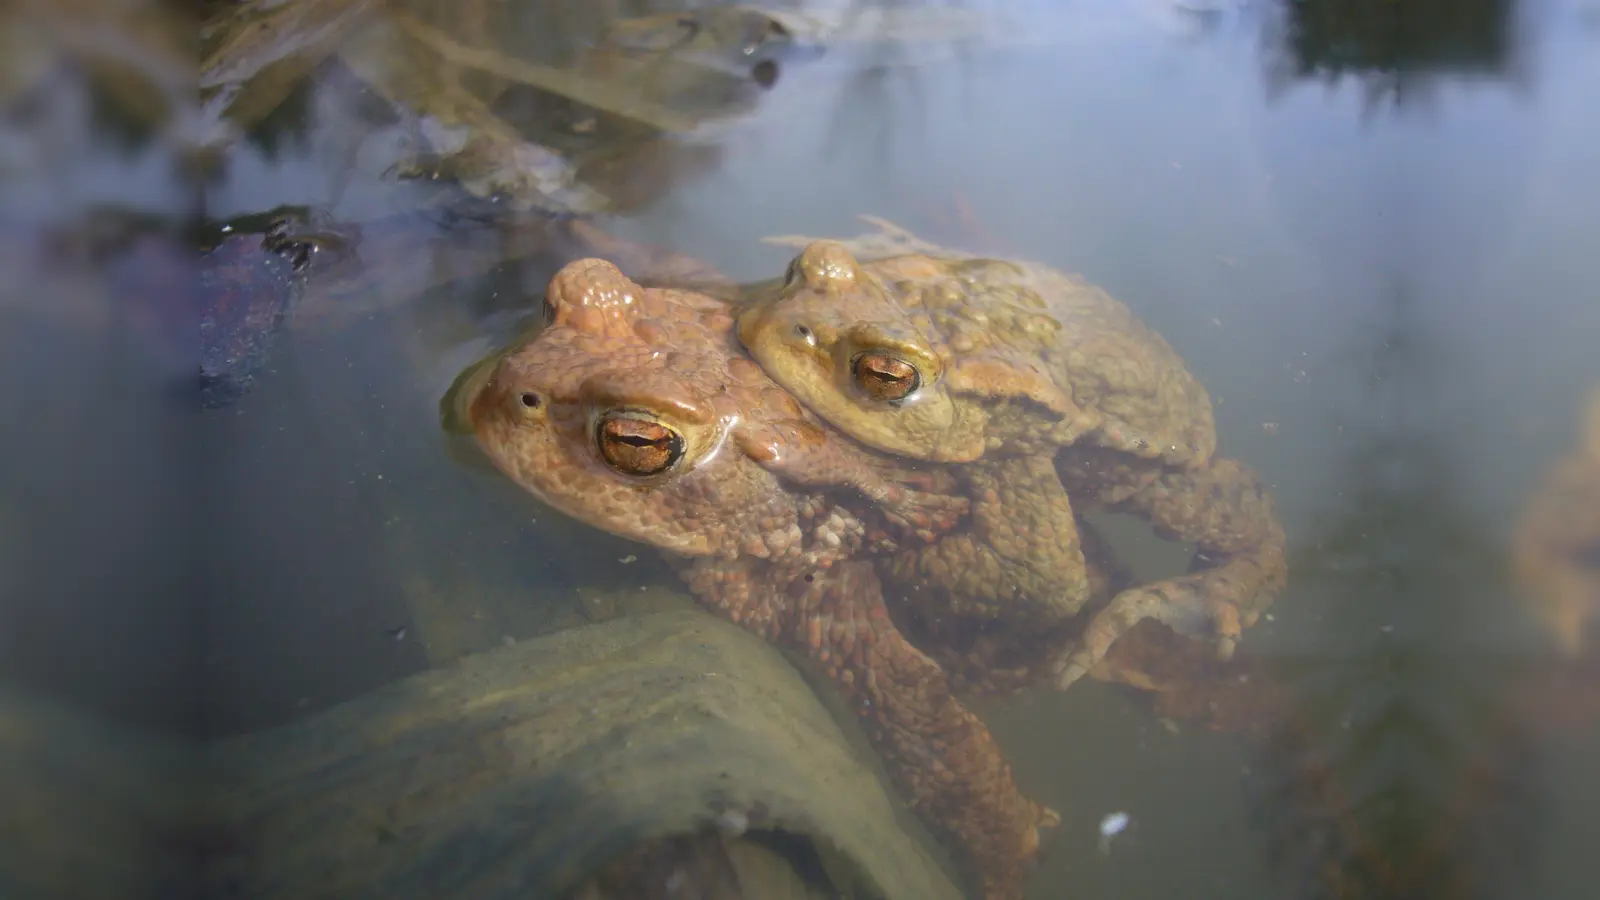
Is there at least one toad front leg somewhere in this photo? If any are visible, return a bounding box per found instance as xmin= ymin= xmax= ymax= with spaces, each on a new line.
xmin=738 ymin=419 xmax=970 ymax=546
xmin=884 ymin=454 xmax=1093 ymax=624
xmin=904 ymin=514 xmax=1144 ymax=696
xmin=679 ymin=556 xmax=1057 ymax=900
xmin=1053 ymin=453 xmax=1288 ymax=689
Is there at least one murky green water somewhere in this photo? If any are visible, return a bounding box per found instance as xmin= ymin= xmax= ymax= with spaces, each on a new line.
xmin=1 ymin=1 xmax=1597 ymax=898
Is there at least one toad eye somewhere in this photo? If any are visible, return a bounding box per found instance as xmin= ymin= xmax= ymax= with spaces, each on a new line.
xmin=596 ymin=413 xmax=685 ymax=477
xmin=541 ymin=297 xmax=557 ymax=325
xmin=783 ymin=256 xmax=803 ymax=287
xmin=793 ymin=323 xmax=815 ymax=345
xmin=852 ymin=352 xmax=921 ymax=403
xmin=520 ymin=392 xmax=542 ymax=409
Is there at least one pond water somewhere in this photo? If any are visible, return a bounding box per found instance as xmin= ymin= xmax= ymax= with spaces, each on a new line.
xmin=2 ymin=0 xmax=1598 ymax=898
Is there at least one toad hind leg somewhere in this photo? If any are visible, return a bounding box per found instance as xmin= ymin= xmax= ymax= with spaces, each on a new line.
xmin=680 ymin=557 xmax=1057 ymax=900
xmin=910 ymin=516 xmax=1144 ymax=696
xmin=1053 ymin=456 xmax=1288 ymax=690
xmin=885 ymin=454 xmax=1093 ymax=624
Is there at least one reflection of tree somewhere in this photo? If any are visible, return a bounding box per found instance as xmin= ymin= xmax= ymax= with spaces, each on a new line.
xmin=1260 ymin=0 xmax=1524 ymax=112
xmin=1246 ymin=283 xmax=1539 ymax=900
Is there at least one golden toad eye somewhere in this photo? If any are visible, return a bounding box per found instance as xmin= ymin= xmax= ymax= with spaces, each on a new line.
xmin=852 ymin=352 xmax=920 ymax=403
xmin=597 ymin=414 xmax=685 ymax=477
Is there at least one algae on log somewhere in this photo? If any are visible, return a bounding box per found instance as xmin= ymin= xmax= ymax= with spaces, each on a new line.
xmin=0 ymin=613 xmax=964 ymax=898
xmin=207 ymin=609 xmax=966 ymax=900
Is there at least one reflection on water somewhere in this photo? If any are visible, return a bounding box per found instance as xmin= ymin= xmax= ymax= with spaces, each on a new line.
xmin=1244 ymin=285 xmax=1537 ymax=900
xmin=2 ymin=0 xmax=1599 ymax=897
xmin=1262 ymin=0 xmax=1527 ymax=110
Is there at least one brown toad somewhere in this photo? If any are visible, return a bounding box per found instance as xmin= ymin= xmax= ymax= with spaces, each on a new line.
xmin=467 ymin=258 xmax=1054 ymax=900
xmin=738 ymin=216 xmax=1289 ymax=689
xmin=1513 ymin=386 xmax=1600 ymax=656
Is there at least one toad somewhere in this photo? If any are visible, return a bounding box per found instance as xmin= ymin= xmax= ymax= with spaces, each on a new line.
xmin=467 ymin=258 xmax=1054 ymax=900
xmin=1513 ymin=386 xmax=1600 ymax=656
xmin=737 ymin=216 xmax=1289 ymax=689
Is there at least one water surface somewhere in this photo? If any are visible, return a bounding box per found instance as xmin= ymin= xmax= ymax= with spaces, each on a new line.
xmin=2 ymin=1 xmax=1598 ymax=897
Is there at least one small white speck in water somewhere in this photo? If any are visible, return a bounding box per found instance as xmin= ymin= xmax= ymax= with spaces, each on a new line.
xmin=714 ymin=808 xmax=749 ymax=836
xmin=1098 ymin=811 xmax=1130 ymax=854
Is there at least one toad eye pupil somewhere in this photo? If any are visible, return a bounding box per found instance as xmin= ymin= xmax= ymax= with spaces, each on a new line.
xmin=795 ymin=324 xmax=813 ymax=339
xmin=520 ymin=393 xmax=541 ymax=408
xmin=597 ymin=415 xmax=685 ymax=477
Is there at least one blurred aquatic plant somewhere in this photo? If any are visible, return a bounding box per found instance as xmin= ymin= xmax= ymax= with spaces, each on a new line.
xmin=1245 ymin=283 xmax=1542 ymax=900
xmin=188 ymin=0 xmax=1041 ymax=219
xmin=194 ymin=0 xmax=818 ymax=213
